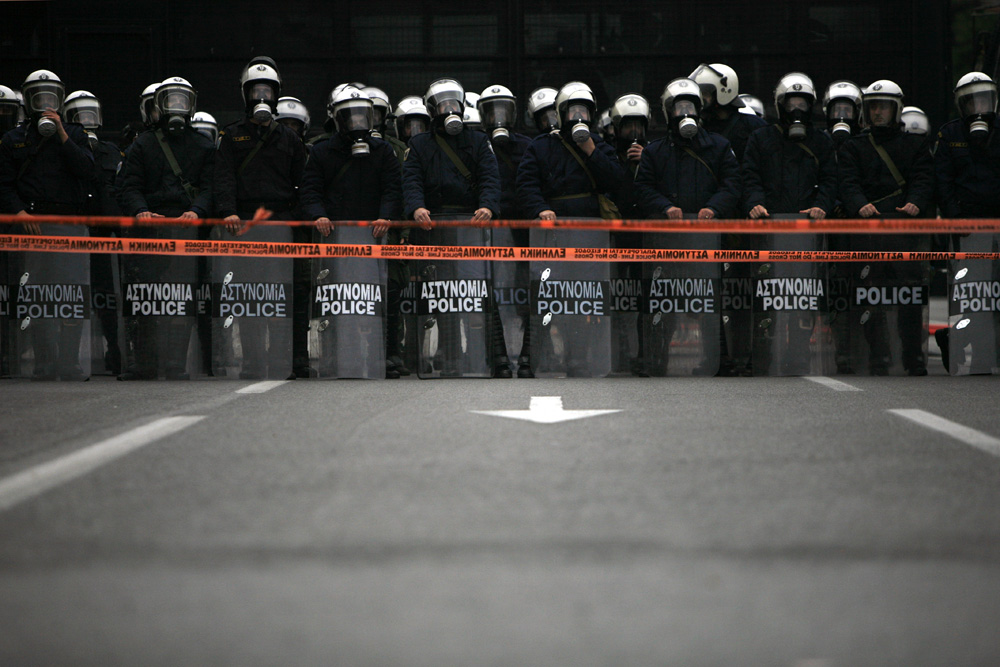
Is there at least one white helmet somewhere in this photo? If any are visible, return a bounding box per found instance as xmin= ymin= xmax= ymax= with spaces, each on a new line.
xmin=954 ymin=71 xmax=997 ymax=119
xmin=900 ymin=106 xmax=929 ymax=135
xmin=331 ymin=85 xmax=375 ymax=154
xmin=478 ymin=84 xmax=516 ymax=143
xmin=555 ymin=81 xmax=596 ymax=123
xmin=610 ymin=93 xmax=650 ymax=128
xmin=690 ymin=63 xmax=739 ymax=106
xmin=774 ymin=72 xmax=815 ymax=110
xmin=275 ymin=96 xmax=310 ymax=136
xmin=424 ymin=78 xmax=465 ymax=135
xmin=862 ymin=80 xmax=904 ymax=127
xmin=597 ymin=108 xmax=613 ymax=132
xmin=661 ymin=77 xmax=702 ymax=139
xmin=240 ymin=61 xmax=281 ymax=122
xmin=738 ymin=94 xmax=765 ymax=118
xmin=362 ymin=86 xmax=391 ymax=134
xmin=0 ymin=85 xmax=20 ymax=134
xmin=140 ymin=82 xmax=160 ymax=127
xmin=773 ymin=72 xmax=815 ymax=138
xmin=63 ymin=90 xmax=103 ymax=130
xmin=822 ymin=80 xmax=862 ymax=140
xmin=463 ymin=107 xmax=482 ymax=131
xmin=190 ymin=111 xmax=218 ymax=143
xmin=22 ymin=69 xmax=65 ymax=115
xmin=393 ymin=95 xmax=430 ymax=140
xmin=14 ymin=89 xmax=25 ymax=125
xmin=156 ymin=76 xmax=197 ymax=133
xmin=464 ymin=91 xmax=480 ymax=109
xmin=526 ymin=86 xmax=558 ymax=131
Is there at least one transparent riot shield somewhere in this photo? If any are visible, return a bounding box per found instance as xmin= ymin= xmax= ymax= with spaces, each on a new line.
xmin=415 ymin=220 xmax=493 ymax=379
xmin=310 ymin=224 xmax=386 ymax=379
xmin=211 ymin=225 xmax=293 ymax=380
xmin=121 ymin=227 xmax=200 ymax=380
xmin=845 ymin=233 xmax=930 ymax=376
xmin=751 ymin=223 xmax=834 ymax=376
xmin=721 ymin=232 xmax=758 ymax=376
xmin=8 ymin=224 xmax=91 ymax=380
xmin=529 ymin=224 xmax=612 ymax=378
xmin=946 ymin=233 xmax=1000 ymax=375
xmin=610 ymin=230 xmax=643 ymax=376
xmin=89 ymin=242 xmax=122 ymax=376
xmin=641 ymin=231 xmax=721 ymax=377
xmin=825 ymin=233 xmax=854 ymax=375
xmin=492 ymin=225 xmax=529 ymax=368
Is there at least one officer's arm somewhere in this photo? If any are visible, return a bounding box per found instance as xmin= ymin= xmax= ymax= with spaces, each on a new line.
xmin=213 ymin=132 xmax=238 ymax=219
xmin=401 ymin=143 xmax=426 ymax=220
xmin=191 ymin=143 xmax=215 ymax=218
xmin=379 ymin=144 xmax=404 ymax=221
xmin=740 ymin=131 xmax=767 ymax=216
xmin=0 ymin=137 xmax=27 ymax=214
xmin=118 ymin=140 xmax=151 ymax=215
xmin=59 ymin=125 xmax=96 ymax=182
xmin=475 ymin=137 xmax=502 ymax=218
xmin=836 ymin=142 xmax=868 ymax=216
xmin=933 ymin=130 xmax=959 ymax=218
xmin=633 ymin=146 xmax=675 ymax=217
xmin=515 ymin=141 xmax=550 ymax=218
xmin=704 ymin=143 xmax=742 ymax=218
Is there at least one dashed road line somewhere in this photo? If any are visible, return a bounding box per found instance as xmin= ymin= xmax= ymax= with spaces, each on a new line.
xmin=0 ymin=416 xmax=205 ymax=512
xmin=803 ymin=376 xmax=863 ymax=392
xmin=236 ymin=380 xmax=289 ymax=394
xmin=889 ymin=408 xmax=1000 ymax=458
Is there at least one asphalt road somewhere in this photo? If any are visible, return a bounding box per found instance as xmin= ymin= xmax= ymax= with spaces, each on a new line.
xmin=1 ymin=372 xmax=999 ymax=666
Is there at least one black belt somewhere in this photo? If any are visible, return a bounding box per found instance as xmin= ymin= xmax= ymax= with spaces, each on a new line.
xmin=27 ymin=201 xmax=83 ymax=215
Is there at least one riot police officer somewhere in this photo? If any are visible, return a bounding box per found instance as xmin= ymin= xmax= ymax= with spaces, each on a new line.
xmin=0 ymin=70 xmax=95 ymax=380
xmin=526 ymin=87 xmax=559 ymax=135
xmin=393 ymin=96 xmax=431 ymax=145
xmin=275 ymin=97 xmax=310 ymax=141
xmin=838 ymin=80 xmax=935 ymax=375
xmin=901 ymin=106 xmax=931 ymax=136
xmin=691 ymin=62 xmax=767 ymax=162
xmin=823 ymin=80 xmax=863 ymax=149
xmin=190 ymin=111 xmax=219 ymax=145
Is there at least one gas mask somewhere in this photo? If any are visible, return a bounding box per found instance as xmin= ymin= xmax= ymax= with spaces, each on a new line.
xmin=481 ymin=99 xmax=514 ymax=147
xmin=562 ymin=103 xmax=592 ymax=143
xmin=86 ymin=132 xmax=99 ymax=151
xmin=37 ymin=115 xmax=57 ymax=137
xmin=958 ymin=88 xmax=997 ymax=145
xmin=30 ymin=91 xmax=60 ymax=137
xmin=672 ymin=100 xmax=699 ymax=140
xmin=337 ymin=107 xmax=374 ymax=157
xmin=826 ymin=100 xmax=857 ymax=144
xmin=249 ymin=83 xmax=276 ymax=124
xmin=781 ymin=97 xmax=811 ymax=140
xmin=615 ymin=118 xmax=647 ymax=153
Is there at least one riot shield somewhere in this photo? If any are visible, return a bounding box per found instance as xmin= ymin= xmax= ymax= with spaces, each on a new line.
xmin=529 ymin=224 xmax=612 ymax=378
xmin=610 ymin=231 xmax=643 ymax=376
xmin=310 ymin=224 xmax=386 ymax=379
xmin=843 ymin=233 xmax=930 ymax=376
xmin=415 ymin=220 xmax=493 ymax=378
xmin=641 ymin=231 xmax=721 ymax=377
xmin=721 ymin=232 xmax=758 ymax=375
xmin=751 ymin=222 xmax=834 ymax=376
xmin=946 ymin=233 xmax=1000 ymax=375
xmin=211 ymin=225 xmax=293 ymax=379
xmin=8 ymin=224 xmax=91 ymax=380
xmin=121 ymin=226 xmax=201 ymax=380
xmin=492 ymin=225 xmax=529 ymax=369
xmin=89 ymin=241 xmax=122 ymax=376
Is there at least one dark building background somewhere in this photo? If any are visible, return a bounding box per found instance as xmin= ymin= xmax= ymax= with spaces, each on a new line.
xmin=0 ymin=0 xmax=987 ymax=141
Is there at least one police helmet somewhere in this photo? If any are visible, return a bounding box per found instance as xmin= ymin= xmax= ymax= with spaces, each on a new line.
xmin=0 ymin=85 xmax=20 ymax=134
xmin=275 ymin=96 xmax=310 ymax=136
xmin=190 ymin=111 xmax=218 ymax=143
xmin=22 ymin=70 xmax=65 ymax=115
xmin=331 ymin=85 xmax=374 ymax=136
xmin=478 ymin=85 xmax=516 ymax=131
xmin=690 ymin=63 xmax=739 ymax=106
xmin=139 ymin=82 xmax=160 ymax=127
xmin=900 ymin=106 xmax=929 ymax=135
xmin=424 ymin=78 xmax=465 ymax=119
xmin=554 ymin=81 xmax=596 ymax=128
xmin=240 ymin=62 xmax=281 ymax=114
xmin=155 ymin=77 xmax=197 ymax=119
xmin=954 ymin=72 xmax=998 ymax=119
xmin=393 ymin=95 xmax=430 ymax=140
xmin=63 ymin=90 xmax=103 ymax=130
xmin=861 ymin=79 xmax=904 ymax=126
xmin=738 ymin=94 xmax=765 ymax=118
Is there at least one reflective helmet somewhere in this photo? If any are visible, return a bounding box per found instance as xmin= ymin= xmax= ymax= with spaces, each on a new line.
xmin=22 ymin=70 xmax=65 ymax=115
xmin=526 ymin=86 xmax=558 ymax=132
xmin=690 ymin=63 xmax=739 ymax=106
xmin=393 ymin=95 xmax=431 ymax=140
xmin=464 ymin=91 xmax=480 ymax=109
xmin=63 ymin=90 xmax=103 ymax=130
xmin=774 ymin=72 xmax=815 ymax=139
xmin=900 ymin=106 xmax=929 ymax=135
xmin=0 ymin=85 xmax=20 ymax=134
xmin=140 ymin=82 xmax=160 ymax=128
xmin=822 ymin=80 xmax=862 ymax=140
xmin=275 ymin=96 xmax=310 ymax=137
xmin=478 ymin=84 xmax=516 ymax=144
xmin=738 ymin=94 xmax=765 ymax=118
xmin=610 ymin=93 xmax=649 ymax=147
xmin=661 ymin=77 xmax=702 ymax=139
xmin=363 ymin=86 xmax=391 ymax=134
xmin=861 ymin=79 xmax=903 ymax=127
xmin=240 ymin=61 xmax=281 ymax=122
xmin=155 ymin=76 xmax=197 ymax=134
xmin=555 ymin=81 xmax=596 ymax=127
xmin=190 ymin=111 xmax=218 ymax=144
xmin=331 ymin=85 xmax=375 ymax=153
xmin=424 ymin=78 xmax=465 ymax=135
xmin=954 ymin=72 xmax=997 ymax=139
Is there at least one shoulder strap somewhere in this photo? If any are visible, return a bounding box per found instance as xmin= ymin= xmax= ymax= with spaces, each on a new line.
xmin=333 ymin=160 xmax=352 ymax=185
xmin=795 ymin=142 xmax=820 ymax=169
xmin=434 ymin=133 xmax=474 ymax=183
xmin=238 ymin=122 xmax=277 ymax=176
xmin=681 ymin=146 xmax=717 ymax=183
xmin=558 ymin=136 xmax=598 ymax=191
xmin=867 ymin=133 xmax=906 ymax=189
xmin=155 ymin=129 xmax=199 ymax=203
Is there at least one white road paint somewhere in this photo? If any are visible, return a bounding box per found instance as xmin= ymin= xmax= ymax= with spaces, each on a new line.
xmin=804 ymin=376 xmax=863 ymax=392
xmin=889 ymin=409 xmax=1000 ymax=458
xmin=471 ymin=396 xmax=621 ymax=424
xmin=0 ymin=416 xmax=205 ymax=512
xmin=236 ymin=381 xmax=289 ymax=394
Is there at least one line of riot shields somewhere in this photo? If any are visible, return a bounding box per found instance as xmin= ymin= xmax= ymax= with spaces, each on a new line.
xmin=2 ymin=222 xmax=998 ymax=379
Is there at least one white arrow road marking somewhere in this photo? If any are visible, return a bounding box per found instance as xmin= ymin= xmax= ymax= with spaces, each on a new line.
xmin=471 ymin=396 xmax=621 ymax=424
xmin=0 ymin=416 xmax=205 ymax=512
xmin=889 ymin=409 xmax=1000 ymax=458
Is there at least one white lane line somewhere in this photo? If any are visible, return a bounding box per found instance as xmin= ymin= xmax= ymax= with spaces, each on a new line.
xmin=803 ymin=376 xmax=863 ymax=392
xmin=889 ymin=409 xmax=1000 ymax=457
xmin=0 ymin=416 xmax=205 ymax=512
xmin=236 ymin=380 xmax=289 ymax=394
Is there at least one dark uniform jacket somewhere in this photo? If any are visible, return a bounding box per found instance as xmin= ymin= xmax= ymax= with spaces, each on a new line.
xmin=91 ymin=140 xmax=124 ymax=216
xmin=299 ymin=133 xmax=402 ymax=221
xmin=214 ymin=119 xmax=307 ymax=219
xmin=633 ymin=128 xmax=742 ymax=218
xmin=493 ymin=132 xmax=531 ymax=220
xmin=742 ymin=124 xmax=838 ymax=216
xmin=0 ymin=122 xmax=94 ymax=214
xmin=837 ymin=126 xmax=934 ymax=217
xmin=515 ymin=130 xmax=625 ymax=219
xmin=703 ymin=107 xmax=767 ymax=163
xmin=402 ymin=128 xmax=501 ymax=218
xmin=934 ymin=118 xmax=1000 ymax=217
xmin=118 ymin=126 xmax=215 ymax=218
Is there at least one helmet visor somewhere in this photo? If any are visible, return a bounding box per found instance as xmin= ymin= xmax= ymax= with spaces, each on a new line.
xmin=0 ymin=102 xmax=18 ymax=134
xmin=783 ymin=95 xmax=811 ymax=113
xmin=673 ymin=99 xmax=698 ymax=117
xmin=958 ymin=89 xmax=997 ymax=117
xmin=336 ymin=103 xmax=374 ymax=133
xmin=27 ymin=83 xmax=63 ymax=113
xmin=249 ymin=82 xmax=276 ymax=102
xmin=400 ymin=116 xmax=429 ymax=138
xmin=159 ymin=86 xmax=195 ymax=115
xmin=864 ymin=98 xmax=897 ymax=126
xmin=618 ymin=117 xmax=646 ymax=142
xmin=564 ymin=102 xmax=591 ymax=123
xmin=828 ymin=100 xmax=856 ymax=120
xmin=66 ymin=101 xmax=102 ymax=129
xmin=481 ymin=99 xmax=515 ymax=128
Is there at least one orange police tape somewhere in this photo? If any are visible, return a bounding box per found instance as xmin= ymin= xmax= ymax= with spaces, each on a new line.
xmin=3 ymin=212 xmax=1000 ymax=234
xmin=1 ymin=233 xmax=999 ymax=262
